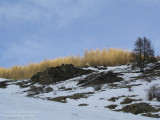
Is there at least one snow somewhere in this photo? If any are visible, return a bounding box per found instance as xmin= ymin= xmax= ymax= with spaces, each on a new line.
xmin=0 ymin=64 xmax=160 ymax=120
xmin=0 ymin=88 xmax=156 ymax=120
xmin=0 ymin=78 xmax=8 ymax=82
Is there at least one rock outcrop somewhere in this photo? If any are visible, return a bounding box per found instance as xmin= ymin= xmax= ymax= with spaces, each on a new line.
xmin=0 ymin=81 xmax=8 ymax=88
xmin=31 ymin=64 xmax=93 ymax=85
xmin=77 ymin=71 xmax=123 ymax=86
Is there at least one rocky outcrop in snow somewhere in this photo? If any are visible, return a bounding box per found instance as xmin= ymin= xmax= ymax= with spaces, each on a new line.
xmin=31 ymin=64 xmax=94 ymax=85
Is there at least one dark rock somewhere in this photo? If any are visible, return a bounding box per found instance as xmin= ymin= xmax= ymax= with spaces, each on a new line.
xmin=31 ymin=64 xmax=93 ymax=85
xmin=45 ymin=87 xmax=53 ymax=93
xmin=120 ymin=103 xmax=159 ymax=114
xmin=26 ymin=86 xmax=53 ymax=97
xmin=47 ymin=92 xmax=94 ymax=103
xmin=105 ymin=104 xmax=118 ymax=109
xmin=27 ymin=85 xmax=45 ymax=97
xmin=97 ymin=66 xmax=108 ymax=70
xmin=120 ymin=98 xmax=142 ymax=104
xmin=77 ymin=80 xmax=87 ymax=85
xmin=15 ymin=80 xmax=36 ymax=88
xmin=142 ymin=113 xmax=160 ymax=118
xmin=108 ymin=97 xmax=119 ymax=102
xmin=77 ymin=71 xmax=123 ymax=86
xmin=0 ymin=81 xmax=8 ymax=88
xmin=78 ymin=104 xmax=88 ymax=106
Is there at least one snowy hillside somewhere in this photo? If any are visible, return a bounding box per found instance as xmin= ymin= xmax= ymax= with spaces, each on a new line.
xmin=0 ymin=63 xmax=160 ymax=120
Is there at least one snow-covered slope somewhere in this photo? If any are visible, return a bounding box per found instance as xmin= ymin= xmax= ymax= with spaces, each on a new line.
xmin=0 ymin=86 xmax=156 ymax=120
xmin=0 ymin=64 xmax=160 ymax=120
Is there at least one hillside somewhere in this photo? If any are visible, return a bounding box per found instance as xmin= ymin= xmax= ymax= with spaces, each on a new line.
xmin=0 ymin=62 xmax=160 ymax=120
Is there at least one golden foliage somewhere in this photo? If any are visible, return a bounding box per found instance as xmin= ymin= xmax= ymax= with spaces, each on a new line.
xmin=0 ymin=48 xmax=131 ymax=80
xmin=156 ymin=55 xmax=160 ymax=61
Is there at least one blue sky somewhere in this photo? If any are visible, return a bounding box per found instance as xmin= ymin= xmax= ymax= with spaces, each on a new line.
xmin=0 ymin=0 xmax=160 ymax=67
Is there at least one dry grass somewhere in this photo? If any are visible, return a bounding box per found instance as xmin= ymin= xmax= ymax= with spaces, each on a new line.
xmin=0 ymin=48 xmax=131 ymax=80
xmin=156 ymin=55 xmax=160 ymax=61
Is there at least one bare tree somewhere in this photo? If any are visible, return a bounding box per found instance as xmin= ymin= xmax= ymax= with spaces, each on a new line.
xmin=133 ymin=37 xmax=155 ymax=71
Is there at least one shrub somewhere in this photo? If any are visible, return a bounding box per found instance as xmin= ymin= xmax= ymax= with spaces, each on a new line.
xmin=127 ymin=85 xmax=133 ymax=92
xmin=142 ymin=74 xmax=154 ymax=83
xmin=53 ymin=90 xmax=57 ymax=95
xmin=94 ymin=84 xmax=102 ymax=91
xmin=145 ymin=84 xmax=160 ymax=101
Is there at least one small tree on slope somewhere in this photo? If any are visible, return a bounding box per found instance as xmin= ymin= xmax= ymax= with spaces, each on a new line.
xmin=133 ymin=37 xmax=155 ymax=71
